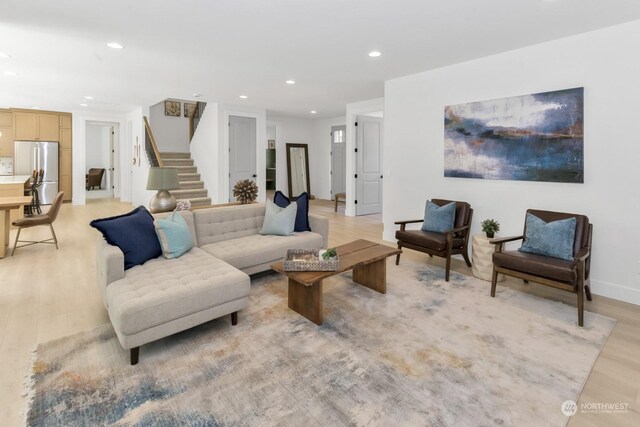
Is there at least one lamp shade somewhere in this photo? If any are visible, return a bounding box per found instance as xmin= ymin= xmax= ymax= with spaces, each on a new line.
xmin=146 ymin=167 xmax=179 ymax=190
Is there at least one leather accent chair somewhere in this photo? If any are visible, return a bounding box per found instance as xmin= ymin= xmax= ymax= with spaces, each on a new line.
xmin=12 ymin=192 xmax=64 ymax=256
xmin=86 ymin=168 xmax=105 ymax=190
xmin=395 ymin=199 xmax=473 ymax=281
xmin=490 ymin=209 xmax=593 ymax=327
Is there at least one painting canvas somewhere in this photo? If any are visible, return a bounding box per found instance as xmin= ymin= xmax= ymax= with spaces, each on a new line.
xmin=444 ymin=88 xmax=584 ymax=183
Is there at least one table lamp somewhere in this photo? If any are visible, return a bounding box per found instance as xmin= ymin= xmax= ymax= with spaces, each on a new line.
xmin=146 ymin=167 xmax=180 ymax=213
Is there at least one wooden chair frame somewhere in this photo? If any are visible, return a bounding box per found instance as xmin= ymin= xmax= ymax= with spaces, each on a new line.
xmin=490 ymin=223 xmax=593 ymax=326
xmin=395 ymin=208 xmax=473 ymax=282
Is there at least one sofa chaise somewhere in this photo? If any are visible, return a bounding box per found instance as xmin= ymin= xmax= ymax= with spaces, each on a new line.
xmin=96 ymin=203 xmax=329 ymax=364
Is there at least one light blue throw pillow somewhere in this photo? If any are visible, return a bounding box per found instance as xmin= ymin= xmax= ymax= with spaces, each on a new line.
xmin=518 ymin=213 xmax=576 ymax=261
xmin=421 ymin=200 xmax=456 ymax=233
xmin=260 ymin=200 xmax=297 ymax=236
xmin=154 ymin=212 xmax=194 ymax=259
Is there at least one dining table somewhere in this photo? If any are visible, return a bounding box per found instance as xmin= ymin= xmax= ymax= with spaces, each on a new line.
xmin=0 ymin=196 xmax=33 ymax=258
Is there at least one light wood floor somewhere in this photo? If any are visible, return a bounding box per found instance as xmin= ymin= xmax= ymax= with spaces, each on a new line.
xmin=1 ymin=198 xmax=639 ymax=426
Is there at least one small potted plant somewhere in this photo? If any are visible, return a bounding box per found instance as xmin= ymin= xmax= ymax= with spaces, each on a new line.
xmin=481 ymin=219 xmax=500 ymax=238
xmin=321 ymin=247 xmax=337 ymax=260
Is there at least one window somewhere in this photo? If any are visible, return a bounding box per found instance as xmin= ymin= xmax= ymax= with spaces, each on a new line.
xmin=333 ymin=129 xmax=344 ymax=143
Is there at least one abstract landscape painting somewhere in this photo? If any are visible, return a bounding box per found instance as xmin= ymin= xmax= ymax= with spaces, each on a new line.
xmin=444 ymin=88 xmax=584 ymax=183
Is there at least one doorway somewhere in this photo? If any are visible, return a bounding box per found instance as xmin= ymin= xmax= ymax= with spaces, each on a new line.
xmin=331 ymin=125 xmax=346 ymax=201
xmin=229 ymin=115 xmax=257 ymax=201
xmin=355 ymin=114 xmax=383 ymax=215
xmin=85 ymin=122 xmax=117 ymax=199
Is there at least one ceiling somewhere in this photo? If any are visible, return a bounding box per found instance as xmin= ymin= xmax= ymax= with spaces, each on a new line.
xmin=1 ymin=0 xmax=639 ymax=118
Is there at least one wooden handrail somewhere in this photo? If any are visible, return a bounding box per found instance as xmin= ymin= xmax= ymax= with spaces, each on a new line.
xmin=143 ymin=116 xmax=163 ymax=167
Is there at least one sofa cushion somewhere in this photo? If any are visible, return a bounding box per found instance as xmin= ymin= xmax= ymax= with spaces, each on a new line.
xmin=421 ymin=200 xmax=456 ymax=233
xmin=201 ymin=232 xmax=323 ymax=270
xmin=154 ymin=212 xmax=194 ymax=259
xmin=106 ymin=247 xmax=250 ymax=335
xmin=194 ymin=203 xmax=266 ymax=246
xmin=395 ymin=229 xmax=464 ymax=251
xmin=518 ymin=213 xmax=576 ymax=261
xmin=90 ymin=206 xmax=162 ymax=270
xmin=260 ymin=200 xmax=297 ymax=236
xmin=274 ymin=190 xmax=311 ymax=232
xmin=493 ymin=250 xmax=577 ymax=284
xmin=153 ymin=210 xmax=198 ymax=247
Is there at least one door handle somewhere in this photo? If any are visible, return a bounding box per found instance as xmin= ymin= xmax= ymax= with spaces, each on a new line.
xmin=252 ymin=174 xmax=257 ymax=178
xmin=380 ymin=175 xmax=383 ymax=179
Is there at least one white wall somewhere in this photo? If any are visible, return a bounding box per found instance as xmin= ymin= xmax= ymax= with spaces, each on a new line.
xmin=149 ymin=99 xmax=190 ymax=153
xmin=85 ymin=124 xmax=111 ymax=189
xmin=190 ymin=102 xmax=220 ymax=202
xmin=128 ymin=106 xmax=155 ymax=207
xmin=383 ymin=21 xmax=640 ymax=304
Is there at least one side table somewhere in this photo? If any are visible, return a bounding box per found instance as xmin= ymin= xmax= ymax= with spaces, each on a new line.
xmin=472 ymin=234 xmax=504 ymax=282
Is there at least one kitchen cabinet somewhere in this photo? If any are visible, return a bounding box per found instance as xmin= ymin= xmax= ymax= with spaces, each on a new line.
xmin=0 ymin=110 xmax=13 ymax=156
xmin=59 ymin=148 xmax=72 ymax=201
xmin=13 ymin=111 xmax=60 ymax=141
xmin=58 ymin=113 xmax=72 ymax=201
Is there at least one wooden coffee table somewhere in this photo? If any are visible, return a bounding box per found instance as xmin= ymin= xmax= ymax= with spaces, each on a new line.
xmin=271 ymin=239 xmax=401 ymax=325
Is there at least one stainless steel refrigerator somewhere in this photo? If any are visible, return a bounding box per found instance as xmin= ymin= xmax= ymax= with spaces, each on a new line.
xmin=14 ymin=141 xmax=59 ymax=205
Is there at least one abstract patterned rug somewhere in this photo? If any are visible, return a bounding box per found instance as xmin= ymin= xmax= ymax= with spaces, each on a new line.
xmin=25 ymin=259 xmax=615 ymax=426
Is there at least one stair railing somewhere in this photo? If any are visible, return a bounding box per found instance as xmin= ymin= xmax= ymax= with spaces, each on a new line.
xmin=143 ymin=116 xmax=164 ymax=167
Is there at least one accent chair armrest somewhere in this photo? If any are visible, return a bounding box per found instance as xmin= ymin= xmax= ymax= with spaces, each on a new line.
xmin=308 ymin=213 xmax=329 ymax=248
xmin=96 ymin=238 xmax=125 ymax=307
xmin=489 ymin=235 xmax=524 ymax=252
xmin=394 ymin=219 xmax=423 ymax=231
xmin=574 ymin=247 xmax=590 ymax=263
xmin=445 ymin=224 xmax=470 ymax=235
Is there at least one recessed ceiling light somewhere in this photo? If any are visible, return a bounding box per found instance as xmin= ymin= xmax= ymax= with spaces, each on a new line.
xmin=84 ymin=96 xmax=94 ymax=100
xmin=310 ymin=110 xmax=317 ymax=114
xmin=239 ymin=95 xmax=248 ymax=99
xmin=2 ymin=71 xmax=17 ymax=76
xmin=31 ymin=106 xmax=40 ymax=110
xmin=368 ymin=51 xmax=382 ymax=57
xmin=286 ymin=80 xmax=295 ymax=85
xmin=80 ymin=103 xmax=89 ymax=107
xmin=107 ymin=42 xmax=124 ymax=49
xmin=193 ymin=93 xmax=202 ymax=98
xmin=0 ymin=53 xmax=10 ymax=59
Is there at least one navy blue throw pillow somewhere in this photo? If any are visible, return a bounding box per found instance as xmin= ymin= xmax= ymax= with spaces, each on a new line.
xmin=90 ymin=206 xmax=162 ymax=270
xmin=273 ymin=190 xmax=311 ymax=232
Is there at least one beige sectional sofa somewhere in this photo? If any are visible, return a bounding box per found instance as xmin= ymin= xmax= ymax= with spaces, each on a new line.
xmin=96 ymin=203 xmax=328 ymax=364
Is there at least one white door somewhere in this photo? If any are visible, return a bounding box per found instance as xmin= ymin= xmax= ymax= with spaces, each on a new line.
xmin=331 ymin=125 xmax=346 ymax=199
xmin=355 ymin=115 xmax=383 ymax=215
xmin=229 ymin=115 xmax=257 ymax=201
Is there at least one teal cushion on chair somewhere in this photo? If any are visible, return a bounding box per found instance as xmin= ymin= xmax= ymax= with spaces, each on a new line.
xmin=154 ymin=212 xmax=194 ymax=259
xmin=518 ymin=213 xmax=576 ymax=261
xmin=421 ymin=200 xmax=456 ymax=233
xmin=260 ymin=200 xmax=297 ymax=236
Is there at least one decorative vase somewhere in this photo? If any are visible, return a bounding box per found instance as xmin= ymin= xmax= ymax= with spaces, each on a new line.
xmin=486 ymin=232 xmax=495 ymax=238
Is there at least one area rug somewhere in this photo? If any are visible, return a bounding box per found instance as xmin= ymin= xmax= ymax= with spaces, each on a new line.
xmin=25 ymin=259 xmax=615 ymax=426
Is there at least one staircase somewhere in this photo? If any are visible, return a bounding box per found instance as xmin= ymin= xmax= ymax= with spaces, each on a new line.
xmin=159 ymin=152 xmax=211 ymax=208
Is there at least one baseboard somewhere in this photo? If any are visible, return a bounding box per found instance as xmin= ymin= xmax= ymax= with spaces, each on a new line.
xmin=590 ymin=279 xmax=640 ymax=306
